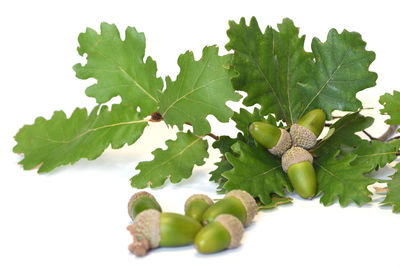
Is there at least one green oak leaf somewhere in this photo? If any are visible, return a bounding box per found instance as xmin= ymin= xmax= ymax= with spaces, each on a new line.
xmin=130 ymin=131 xmax=209 ymax=188
xmin=226 ymin=17 xmax=377 ymax=123
xmin=73 ymin=22 xmax=163 ymax=116
xmin=296 ymin=29 xmax=377 ymax=120
xmin=313 ymin=112 xmax=373 ymax=155
xmin=159 ymin=46 xmax=241 ymax=135
xmin=13 ymin=105 xmax=148 ymax=173
xmin=222 ymin=141 xmax=292 ymax=204
xmin=380 ymin=90 xmax=400 ymax=126
xmin=315 ymin=150 xmax=375 ymax=207
xmin=212 ymin=134 xmax=245 ymax=155
xmin=211 ymin=108 xmax=281 ymax=190
xmin=350 ymin=139 xmax=400 ymax=173
xmin=209 ymin=159 xmax=232 ymax=193
xmin=380 ymin=163 xmax=400 ymax=213
xmin=209 ymin=134 xmax=244 ymax=190
xmin=226 ymin=17 xmax=312 ymax=124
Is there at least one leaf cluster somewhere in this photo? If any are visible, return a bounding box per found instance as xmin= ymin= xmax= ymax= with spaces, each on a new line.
xmin=13 ymin=18 xmax=399 ymax=212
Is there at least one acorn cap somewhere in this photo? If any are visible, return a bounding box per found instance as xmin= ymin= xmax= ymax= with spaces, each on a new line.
xmin=215 ymin=214 xmax=244 ymax=248
xmin=268 ymin=128 xmax=292 ymax=156
xmin=290 ymin=124 xmax=317 ymax=150
xmin=128 ymin=191 xmax=159 ymax=220
xmin=225 ymin=190 xmax=257 ymax=226
xmin=282 ymin=146 xmax=313 ymax=173
xmin=184 ymin=194 xmax=214 ymax=212
xmin=133 ymin=209 xmax=161 ymax=248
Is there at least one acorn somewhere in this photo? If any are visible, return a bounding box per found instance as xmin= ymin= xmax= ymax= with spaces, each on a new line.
xmin=249 ymin=122 xmax=292 ymax=156
xmin=194 ymin=214 xmax=244 ymax=254
xmin=282 ymin=147 xmax=317 ymax=199
xmin=202 ymin=190 xmax=257 ymax=226
xmin=127 ymin=191 xmax=162 ymax=221
xmin=127 ymin=209 xmax=202 ymax=256
xmin=290 ymin=109 xmax=326 ymax=149
xmin=184 ymin=194 xmax=214 ymax=222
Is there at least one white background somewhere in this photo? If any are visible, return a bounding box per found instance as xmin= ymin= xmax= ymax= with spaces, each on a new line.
xmin=1 ymin=0 xmax=400 ymax=266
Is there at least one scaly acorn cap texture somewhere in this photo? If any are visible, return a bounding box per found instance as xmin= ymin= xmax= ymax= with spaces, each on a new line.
xmin=290 ymin=124 xmax=317 ymax=149
xmin=128 ymin=191 xmax=159 ymax=220
xmin=184 ymin=194 xmax=214 ymax=212
xmin=133 ymin=209 xmax=161 ymax=249
xmin=225 ymin=190 xmax=257 ymax=226
xmin=215 ymin=214 xmax=244 ymax=248
xmin=281 ymin=146 xmax=313 ymax=173
xmin=268 ymin=128 xmax=292 ymax=156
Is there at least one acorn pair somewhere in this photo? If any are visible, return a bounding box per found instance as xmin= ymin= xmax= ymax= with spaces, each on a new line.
xmin=249 ymin=109 xmax=326 ymax=199
xmin=127 ymin=190 xmax=257 ymax=256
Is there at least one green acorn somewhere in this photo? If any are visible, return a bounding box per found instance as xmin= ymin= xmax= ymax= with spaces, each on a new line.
xmin=202 ymin=190 xmax=257 ymax=226
xmin=195 ymin=214 xmax=244 ymax=254
xmin=290 ymin=109 xmax=326 ymax=149
xmin=249 ymin=122 xmax=292 ymax=156
xmin=127 ymin=191 xmax=162 ymax=221
xmin=127 ymin=209 xmax=202 ymax=256
xmin=282 ymin=147 xmax=317 ymax=199
xmin=184 ymin=194 xmax=214 ymax=222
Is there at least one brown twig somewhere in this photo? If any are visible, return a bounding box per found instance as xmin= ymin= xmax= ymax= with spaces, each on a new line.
xmin=362 ymin=130 xmax=377 ymax=141
xmin=206 ymin=133 xmax=220 ymax=140
xmin=148 ymin=112 xmax=220 ymax=140
xmin=387 ymin=135 xmax=400 ymax=142
xmin=149 ymin=111 xmax=163 ymax=122
xmin=184 ymin=122 xmax=219 ymax=140
xmin=378 ymin=125 xmax=399 ymax=142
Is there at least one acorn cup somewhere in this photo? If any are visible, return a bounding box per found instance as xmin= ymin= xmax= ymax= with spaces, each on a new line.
xmin=290 ymin=109 xmax=326 ymax=149
xmin=195 ymin=214 xmax=244 ymax=254
xmin=282 ymin=147 xmax=317 ymax=199
xmin=127 ymin=191 xmax=162 ymax=221
xmin=202 ymin=190 xmax=257 ymax=226
xmin=127 ymin=210 xmax=202 ymax=256
xmin=249 ymin=122 xmax=292 ymax=157
xmin=184 ymin=194 xmax=214 ymax=223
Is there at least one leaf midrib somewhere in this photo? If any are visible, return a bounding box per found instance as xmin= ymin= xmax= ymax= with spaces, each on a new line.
xmin=89 ymin=38 xmax=159 ymax=104
xmin=140 ymin=137 xmax=203 ymax=178
xmin=298 ymin=48 xmax=350 ymax=119
xmin=40 ymin=119 xmax=148 ymax=144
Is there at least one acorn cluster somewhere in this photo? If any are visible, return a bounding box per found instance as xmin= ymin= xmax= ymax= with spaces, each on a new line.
xmin=249 ymin=109 xmax=326 ymax=199
xmin=127 ymin=190 xmax=257 ymax=256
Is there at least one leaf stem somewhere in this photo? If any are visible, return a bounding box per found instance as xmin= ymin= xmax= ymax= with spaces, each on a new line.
xmin=184 ymin=122 xmax=219 ymax=140
xmin=206 ymin=133 xmax=220 ymax=141
xmin=324 ymin=122 xmax=399 ymax=144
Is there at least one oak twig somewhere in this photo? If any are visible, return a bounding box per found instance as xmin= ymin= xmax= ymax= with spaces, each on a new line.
xmin=378 ymin=125 xmax=399 ymax=142
xmin=185 ymin=122 xmax=219 ymax=140
xmin=363 ymin=130 xmax=377 ymax=141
